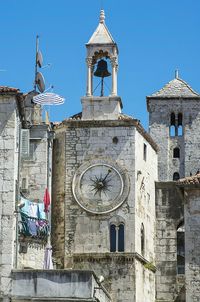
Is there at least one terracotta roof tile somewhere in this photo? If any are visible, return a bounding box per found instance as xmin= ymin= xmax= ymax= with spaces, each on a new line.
xmin=0 ymin=86 xmax=20 ymax=93
xmin=178 ymin=173 xmax=200 ymax=185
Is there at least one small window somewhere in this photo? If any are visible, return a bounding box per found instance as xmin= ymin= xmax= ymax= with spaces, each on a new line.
xmin=110 ymin=224 xmax=116 ymax=252
xmin=141 ymin=223 xmax=145 ymax=255
xmin=177 ymin=222 xmax=185 ymax=274
xmin=21 ymin=129 xmax=30 ymax=157
xmin=112 ymin=136 xmax=118 ymax=144
xmin=118 ymin=224 xmax=124 ymax=252
xmin=173 ymin=172 xmax=180 ymax=181
xmin=170 ymin=113 xmax=176 ymax=137
xmin=178 ymin=113 xmax=182 ymax=126
xmin=170 ymin=112 xmax=183 ymax=137
xmin=178 ymin=113 xmax=183 ymax=136
xmin=170 ymin=125 xmax=176 ymax=137
xmin=110 ymin=223 xmax=124 ymax=252
xmin=143 ymin=143 xmax=147 ymax=161
xmin=170 ymin=112 xmax=176 ymax=126
xmin=178 ymin=125 xmax=183 ymax=136
xmin=173 ymin=147 xmax=180 ymax=158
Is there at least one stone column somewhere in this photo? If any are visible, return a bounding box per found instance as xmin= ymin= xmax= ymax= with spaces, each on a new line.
xmin=111 ymin=56 xmax=118 ymax=96
xmin=91 ymin=65 xmax=94 ymax=96
xmin=86 ymin=58 xmax=93 ymax=97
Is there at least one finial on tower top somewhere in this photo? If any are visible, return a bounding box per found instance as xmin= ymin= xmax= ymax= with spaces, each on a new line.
xmin=175 ymin=69 xmax=179 ymax=79
xmin=100 ymin=10 xmax=105 ymax=23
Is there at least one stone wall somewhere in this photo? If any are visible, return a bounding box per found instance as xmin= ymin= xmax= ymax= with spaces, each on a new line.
xmin=183 ymin=101 xmax=200 ymax=176
xmin=52 ymin=119 xmax=157 ymax=302
xmin=20 ymin=125 xmax=50 ymax=201
xmin=73 ymin=253 xmax=136 ymax=302
xmin=18 ymin=125 xmax=52 ymax=270
xmin=81 ymin=96 xmax=122 ymax=120
xmin=155 ymin=182 xmax=185 ymax=302
xmin=135 ymin=259 xmax=155 ymax=302
xmin=0 ymin=95 xmax=19 ymax=300
xmin=135 ymin=130 xmax=157 ymax=262
xmin=147 ymin=98 xmax=200 ymax=181
xmin=63 ymin=122 xmax=136 ymax=257
xmin=11 ymin=269 xmax=111 ymax=302
xmin=183 ymin=187 xmax=200 ymax=302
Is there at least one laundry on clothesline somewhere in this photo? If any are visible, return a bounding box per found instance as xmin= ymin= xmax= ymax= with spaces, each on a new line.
xmin=19 ymin=196 xmax=47 ymax=220
xmin=43 ymin=188 xmax=51 ymax=213
xmin=18 ymin=196 xmax=49 ymax=239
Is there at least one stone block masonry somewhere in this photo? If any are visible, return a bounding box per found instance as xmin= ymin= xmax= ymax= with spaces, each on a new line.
xmin=155 ymin=182 xmax=185 ymax=302
xmin=0 ymin=96 xmax=19 ymax=300
xmin=52 ymin=118 xmax=157 ymax=302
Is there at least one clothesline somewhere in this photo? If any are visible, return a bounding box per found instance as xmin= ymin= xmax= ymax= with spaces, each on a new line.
xmin=18 ymin=195 xmax=49 ymax=240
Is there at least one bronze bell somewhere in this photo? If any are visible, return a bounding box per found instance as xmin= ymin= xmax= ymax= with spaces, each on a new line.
xmin=94 ymin=59 xmax=111 ymax=78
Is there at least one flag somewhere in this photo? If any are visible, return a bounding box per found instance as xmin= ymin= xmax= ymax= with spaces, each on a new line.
xmin=43 ymin=188 xmax=50 ymax=212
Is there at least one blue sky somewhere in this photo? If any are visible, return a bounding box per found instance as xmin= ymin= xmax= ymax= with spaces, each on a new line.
xmin=1 ymin=0 xmax=200 ymax=129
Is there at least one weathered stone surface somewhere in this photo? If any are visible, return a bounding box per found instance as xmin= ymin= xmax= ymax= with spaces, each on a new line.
xmin=52 ymin=117 xmax=157 ymax=302
xmin=155 ymin=182 xmax=184 ymax=302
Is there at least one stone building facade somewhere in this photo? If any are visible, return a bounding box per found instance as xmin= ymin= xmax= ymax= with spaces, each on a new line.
xmin=1 ymin=8 xmax=200 ymax=302
xmin=0 ymin=87 xmax=24 ymax=299
xmin=51 ymin=11 xmax=158 ymax=302
xmin=147 ymin=72 xmax=200 ymax=301
xmin=52 ymin=117 xmax=157 ymax=302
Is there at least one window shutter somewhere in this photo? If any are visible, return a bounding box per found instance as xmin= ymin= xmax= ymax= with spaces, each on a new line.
xmin=21 ymin=129 xmax=30 ymax=157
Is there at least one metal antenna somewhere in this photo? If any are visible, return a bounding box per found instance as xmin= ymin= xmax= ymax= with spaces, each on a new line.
xmin=41 ymin=63 xmax=52 ymax=69
xmin=34 ymin=35 xmax=39 ymax=90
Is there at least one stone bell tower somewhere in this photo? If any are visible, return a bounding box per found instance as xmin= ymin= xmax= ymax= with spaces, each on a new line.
xmin=52 ymin=10 xmax=157 ymax=302
xmin=82 ymin=10 xmax=122 ymax=120
xmin=147 ymin=72 xmax=200 ymax=181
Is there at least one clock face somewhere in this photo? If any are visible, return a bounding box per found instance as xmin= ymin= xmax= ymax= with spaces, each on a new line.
xmin=72 ymin=160 xmax=129 ymax=214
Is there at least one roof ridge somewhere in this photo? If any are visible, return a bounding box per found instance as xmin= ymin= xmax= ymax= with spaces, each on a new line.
xmin=176 ymin=77 xmax=199 ymax=96
xmin=0 ymin=86 xmax=20 ymax=93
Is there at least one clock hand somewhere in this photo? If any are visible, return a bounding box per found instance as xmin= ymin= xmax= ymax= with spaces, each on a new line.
xmin=102 ymin=169 xmax=112 ymax=182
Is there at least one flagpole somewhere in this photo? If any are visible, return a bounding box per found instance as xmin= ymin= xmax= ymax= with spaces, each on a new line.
xmin=47 ymin=129 xmax=52 ymax=247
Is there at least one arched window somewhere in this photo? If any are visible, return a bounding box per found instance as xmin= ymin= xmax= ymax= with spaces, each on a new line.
xmin=170 ymin=112 xmax=176 ymax=126
xmin=178 ymin=113 xmax=182 ymax=126
xmin=170 ymin=126 xmax=176 ymax=137
xmin=170 ymin=112 xmax=183 ymax=136
xmin=118 ymin=224 xmax=125 ymax=252
xmin=173 ymin=147 xmax=180 ymax=158
xmin=110 ymin=223 xmax=124 ymax=252
xmin=110 ymin=224 xmax=116 ymax=252
xmin=173 ymin=172 xmax=180 ymax=181
xmin=141 ymin=223 xmax=145 ymax=255
xmin=178 ymin=113 xmax=183 ymax=136
xmin=170 ymin=113 xmax=176 ymax=137
xmin=177 ymin=221 xmax=185 ymax=274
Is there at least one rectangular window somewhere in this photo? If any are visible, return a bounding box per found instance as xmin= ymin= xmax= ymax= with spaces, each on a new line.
xmin=21 ymin=129 xmax=30 ymax=158
xmin=143 ymin=143 xmax=147 ymax=161
xmin=21 ymin=177 xmax=28 ymax=192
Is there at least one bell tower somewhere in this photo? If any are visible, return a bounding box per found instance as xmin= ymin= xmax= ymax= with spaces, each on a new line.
xmin=147 ymin=73 xmax=200 ymax=181
xmin=82 ymin=10 xmax=122 ymax=120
